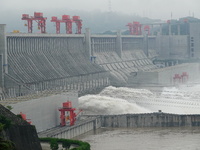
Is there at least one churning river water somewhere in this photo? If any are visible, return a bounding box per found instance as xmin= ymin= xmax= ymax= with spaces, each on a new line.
xmin=77 ymin=84 xmax=200 ymax=149
xmin=79 ymin=85 xmax=200 ymax=115
xmin=76 ymin=127 xmax=200 ymax=150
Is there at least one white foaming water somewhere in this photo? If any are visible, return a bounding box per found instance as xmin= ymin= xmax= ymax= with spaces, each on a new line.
xmin=100 ymin=86 xmax=154 ymax=99
xmin=79 ymin=95 xmax=150 ymax=115
xmin=161 ymin=85 xmax=200 ymax=99
xmin=79 ymin=85 xmax=200 ymax=115
xmin=161 ymin=87 xmax=184 ymax=99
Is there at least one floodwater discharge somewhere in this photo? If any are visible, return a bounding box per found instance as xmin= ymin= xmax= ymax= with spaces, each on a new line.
xmin=79 ymin=84 xmax=200 ymax=115
xmin=78 ymin=84 xmax=200 ymax=149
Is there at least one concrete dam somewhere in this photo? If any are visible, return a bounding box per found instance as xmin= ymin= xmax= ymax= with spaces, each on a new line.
xmin=1 ymin=19 xmax=200 ymax=144
xmin=0 ymin=25 xmax=159 ymax=98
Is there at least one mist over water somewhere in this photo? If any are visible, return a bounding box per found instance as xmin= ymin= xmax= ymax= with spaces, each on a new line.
xmin=79 ymin=94 xmax=150 ymax=115
xmin=78 ymin=85 xmax=200 ymax=150
xmin=161 ymin=85 xmax=200 ymax=99
xmin=79 ymin=85 xmax=200 ymax=115
xmin=99 ymin=86 xmax=154 ymax=99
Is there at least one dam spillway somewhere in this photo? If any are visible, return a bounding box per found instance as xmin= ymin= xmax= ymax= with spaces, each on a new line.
xmin=3 ymin=33 xmax=109 ymax=97
xmin=0 ymin=24 xmax=159 ymax=98
xmin=0 ymin=22 xmax=200 ymax=98
xmin=1 ymin=19 xmax=200 ymax=148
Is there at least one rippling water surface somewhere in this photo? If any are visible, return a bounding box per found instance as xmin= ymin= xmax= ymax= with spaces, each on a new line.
xmin=77 ymin=127 xmax=200 ymax=150
xmin=78 ymin=84 xmax=200 ymax=149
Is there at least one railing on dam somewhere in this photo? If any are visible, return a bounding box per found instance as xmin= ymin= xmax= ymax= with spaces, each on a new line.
xmin=38 ymin=117 xmax=102 ymax=139
xmin=101 ymin=113 xmax=200 ymax=128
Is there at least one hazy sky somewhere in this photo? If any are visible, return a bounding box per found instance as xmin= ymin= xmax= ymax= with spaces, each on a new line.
xmin=1 ymin=0 xmax=200 ymax=20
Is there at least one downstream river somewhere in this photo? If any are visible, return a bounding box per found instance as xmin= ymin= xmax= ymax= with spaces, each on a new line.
xmin=76 ymin=127 xmax=200 ymax=150
xmin=77 ymin=85 xmax=200 ymax=149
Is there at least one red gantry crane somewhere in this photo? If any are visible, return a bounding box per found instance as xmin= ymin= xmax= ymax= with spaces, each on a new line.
xmin=51 ymin=15 xmax=82 ymax=34
xmin=133 ymin=22 xmax=142 ymax=35
xmin=144 ymin=25 xmax=150 ymax=35
xmin=63 ymin=15 xmax=73 ymax=34
xmin=22 ymin=12 xmax=47 ymax=33
xmin=73 ymin=16 xmax=82 ymax=34
xmin=126 ymin=21 xmax=142 ymax=35
xmin=51 ymin=16 xmax=61 ymax=34
xmin=59 ymin=101 xmax=82 ymax=126
xmin=51 ymin=15 xmax=73 ymax=34
xmin=126 ymin=23 xmax=134 ymax=35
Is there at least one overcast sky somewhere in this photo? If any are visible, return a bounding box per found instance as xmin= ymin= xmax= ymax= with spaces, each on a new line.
xmin=1 ymin=0 xmax=199 ymax=20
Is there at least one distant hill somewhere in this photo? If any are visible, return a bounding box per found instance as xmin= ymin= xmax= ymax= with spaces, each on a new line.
xmin=0 ymin=9 xmax=161 ymax=34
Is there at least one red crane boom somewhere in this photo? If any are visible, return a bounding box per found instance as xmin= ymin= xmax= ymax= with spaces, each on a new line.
xmin=22 ymin=12 xmax=47 ymax=33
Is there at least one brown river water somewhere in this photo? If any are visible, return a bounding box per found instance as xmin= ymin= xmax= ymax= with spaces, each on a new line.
xmin=76 ymin=127 xmax=200 ymax=150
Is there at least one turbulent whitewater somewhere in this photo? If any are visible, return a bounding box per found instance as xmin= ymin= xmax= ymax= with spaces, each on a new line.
xmin=78 ymin=85 xmax=200 ymax=115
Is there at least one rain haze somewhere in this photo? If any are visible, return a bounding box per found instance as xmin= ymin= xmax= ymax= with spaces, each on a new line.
xmin=1 ymin=0 xmax=200 ymax=150
xmin=0 ymin=0 xmax=200 ymax=33
xmin=1 ymin=0 xmax=200 ymax=20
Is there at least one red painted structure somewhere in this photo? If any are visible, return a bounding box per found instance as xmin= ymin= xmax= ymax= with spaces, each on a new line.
xmin=58 ymin=101 xmax=82 ymax=126
xmin=173 ymin=72 xmax=189 ymax=84
xmin=167 ymin=20 xmax=171 ymax=24
xmin=51 ymin=15 xmax=82 ymax=34
xmin=22 ymin=12 xmax=47 ymax=33
xmin=51 ymin=15 xmax=73 ymax=34
xmin=144 ymin=25 xmax=150 ymax=35
xmin=73 ymin=16 xmax=82 ymax=34
xmin=183 ymin=19 xmax=188 ymax=23
xmin=181 ymin=72 xmax=189 ymax=83
xmin=63 ymin=15 xmax=73 ymax=34
xmin=51 ymin=16 xmax=61 ymax=34
xmin=173 ymin=74 xmax=181 ymax=84
xmin=133 ymin=22 xmax=142 ymax=35
xmin=126 ymin=23 xmax=134 ymax=35
xmin=19 ymin=112 xmax=32 ymax=124
xmin=126 ymin=22 xmax=142 ymax=35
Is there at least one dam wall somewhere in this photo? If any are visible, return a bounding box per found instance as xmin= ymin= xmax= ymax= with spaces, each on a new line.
xmin=0 ymin=24 xmax=159 ymax=98
xmin=38 ymin=117 xmax=102 ymax=139
xmin=101 ymin=113 xmax=200 ymax=128
xmin=155 ymin=23 xmax=200 ymax=60
xmin=128 ymin=63 xmax=200 ymax=86
xmin=9 ymin=90 xmax=78 ymax=132
xmin=4 ymin=33 xmax=110 ymax=97
xmin=0 ymin=25 xmax=7 ymax=89
xmin=90 ymin=34 xmax=157 ymax=85
xmin=39 ymin=113 xmax=200 ymax=139
xmin=1 ymin=24 xmax=196 ymax=98
xmin=156 ymin=35 xmax=189 ymax=60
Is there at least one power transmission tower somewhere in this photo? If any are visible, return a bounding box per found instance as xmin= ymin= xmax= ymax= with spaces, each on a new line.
xmin=108 ymin=0 xmax=112 ymax=13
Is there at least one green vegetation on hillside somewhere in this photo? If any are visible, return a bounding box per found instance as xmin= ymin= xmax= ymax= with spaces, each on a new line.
xmin=40 ymin=137 xmax=90 ymax=150
xmin=0 ymin=116 xmax=15 ymax=150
